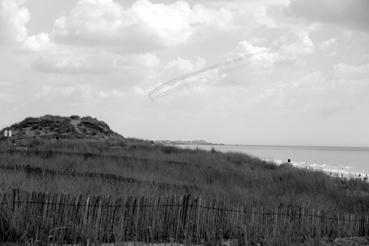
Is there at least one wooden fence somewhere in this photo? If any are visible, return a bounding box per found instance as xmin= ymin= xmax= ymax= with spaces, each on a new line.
xmin=1 ymin=190 xmax=368 ymax=244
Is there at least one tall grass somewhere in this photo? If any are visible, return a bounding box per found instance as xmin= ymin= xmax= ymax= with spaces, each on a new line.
xmin=0 ymin=138 xmax=368 ymax=213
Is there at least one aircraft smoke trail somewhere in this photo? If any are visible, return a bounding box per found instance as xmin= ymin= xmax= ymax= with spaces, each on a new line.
xmin=149 ymin=56 xmax=246 ymax=101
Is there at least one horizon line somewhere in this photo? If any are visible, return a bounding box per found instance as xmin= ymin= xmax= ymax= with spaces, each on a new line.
xmin=157 ymin=140 xmax=369 ymax=150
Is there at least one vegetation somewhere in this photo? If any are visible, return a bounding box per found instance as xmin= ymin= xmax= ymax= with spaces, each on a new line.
xmin=2 ymin=190 xmax=367 ymax=245
xmin=0 ymin=115 xmax=368 ymax=244
xmin=0 ymin=115 xmax=121 ymax=140
xmin=0 ymin=138 xmax=368 ymax=214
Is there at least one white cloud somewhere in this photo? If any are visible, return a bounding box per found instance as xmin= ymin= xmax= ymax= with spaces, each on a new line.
xmin=237 ymin=41 xmax=278 ymax=67
xmin=147 ymin=56 xmax=230 ymax=100
xmin=150 ymin=28 xmax=318 ymax=95
xmin=154 ymin=56 xmax=209 ymax=89
xmin=51 ymin=0 xmax=233 ymax=51
xmin=165 ymin=56 xmax=206 ymax=74
xmin=113 ymin=53 xmax=160 ymax=71
xmin=0 ymin=0 xmax=30 ymax=43
xmin=276 ymin=31 xmax=314 ymax=60
xmin=245 ymin=70 xmax=368 ymax=116
xmin=1 ymin=0 xmax=369 ymax=147
xmin=23 ymin=32 xmax=51 ymax=51
xmin=334 ymin=63 xmax=369 ymax=79
xmin=319 ymin=38 xmax=336 ymax=50
xmin=232 ymin=30 xmax=314 ymax=70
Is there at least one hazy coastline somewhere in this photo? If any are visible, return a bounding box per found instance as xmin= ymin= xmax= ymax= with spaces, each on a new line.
xmin=174 ymin=143 xmax=369 ymax=179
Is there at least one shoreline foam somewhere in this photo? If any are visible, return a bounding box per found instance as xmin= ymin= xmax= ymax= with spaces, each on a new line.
xmin=174 ymin=143 xmax=369 ymax=182
xmin=264 ymin=158 xmax=369 ymax=182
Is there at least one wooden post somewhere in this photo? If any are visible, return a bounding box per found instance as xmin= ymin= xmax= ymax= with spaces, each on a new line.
xmin=182 ymin=194 xmax=190 ymax=242
xmin=11 ymin=189 xmax=18 ymax=212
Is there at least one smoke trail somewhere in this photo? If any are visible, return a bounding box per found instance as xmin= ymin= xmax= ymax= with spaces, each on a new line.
xmin=149 ymin=56 xmax=246 ymax=101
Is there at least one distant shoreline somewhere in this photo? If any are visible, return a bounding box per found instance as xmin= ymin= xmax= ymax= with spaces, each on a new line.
xmin=155 ymin=140 xmax=224 ymax=146
xmin=173 ymin=143 xmax=369 ymax=180
xmin=229 ymin=144 xmax=369 ymax=151
xmin=169 ymin=142 xmax=369 ymax=152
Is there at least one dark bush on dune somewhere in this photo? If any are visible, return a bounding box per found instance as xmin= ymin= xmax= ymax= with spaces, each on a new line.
xmin=0 ymin=115 xmax=122 ymax=140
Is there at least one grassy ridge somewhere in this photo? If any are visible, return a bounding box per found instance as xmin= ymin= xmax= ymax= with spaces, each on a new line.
xmin=0 ymin=138 xmax=368 ymax=213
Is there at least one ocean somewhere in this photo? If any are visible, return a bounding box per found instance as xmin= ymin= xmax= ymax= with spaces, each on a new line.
xmin=176 ymin=144 xmax=369 ymax=177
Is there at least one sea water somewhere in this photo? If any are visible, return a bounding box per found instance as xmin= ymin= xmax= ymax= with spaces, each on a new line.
xmin=176 ymin=144 xmax=369 ymax=177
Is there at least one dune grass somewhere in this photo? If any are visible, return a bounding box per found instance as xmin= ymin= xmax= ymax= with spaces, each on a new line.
xmin=0 ymin=138 xmax=369 ymax=214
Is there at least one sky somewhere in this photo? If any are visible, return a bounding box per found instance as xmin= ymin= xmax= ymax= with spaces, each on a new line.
xmin=0 ymin=0 xmax=369 ymax=146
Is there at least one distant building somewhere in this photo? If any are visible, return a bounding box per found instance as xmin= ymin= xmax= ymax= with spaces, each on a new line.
xmin=2 ymin=129 xmax=12 ymax=138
